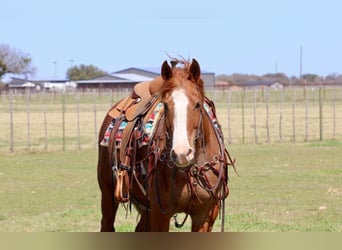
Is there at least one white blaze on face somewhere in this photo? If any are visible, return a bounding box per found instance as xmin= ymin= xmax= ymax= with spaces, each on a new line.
xmin=171 ymin=88 xmax=194 ymax=165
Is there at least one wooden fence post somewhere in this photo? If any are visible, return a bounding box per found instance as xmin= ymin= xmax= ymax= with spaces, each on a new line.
xmin=26 ymin=88 xmax=31 ymax=150
xmin=9 ymin=89 xmax=14 ymax=153
xmin=265 ymin=88 xmax=270 ymax=142
xmin=62 ymin=91 xmax=66 ymax=150
xmin=319 ymin=86 xmax=323 ymax=141
xmin=305 ymin=89 xmax=309 ymax=142
xmin=76 ymin=91 xmax=81 ymax=150
xmin=241 ymin=89 xmax=245 ymax=144
xmin=42 ymin=90 xmax=48 ymax=150
xmin=332 ymin=91 xmax=336 ymax=139
xmin=93 ymin=89 xmax=98 ymax=148
xmin=292 ymin=88 xmax=296 ymax=142
xmin=110 ymin=89 xmax=114 ymax=107
xmin=279 ymin=89 xmax=284 ymax=142
xmin=253 ymin=88 xmax=258 ymax=143
xmin=227 ymin=89 xmax=232 ymax=144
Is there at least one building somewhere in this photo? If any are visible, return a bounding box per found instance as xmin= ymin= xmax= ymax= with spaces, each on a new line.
xmin=7 ymin=77 xmax=37 ymax=90
xmin=6 ymin=66 xmax=215 ymax=91
xmin=7 ymin=77 xmax=75 ymax=92
xmin=76 ymin=67 xmax=215 ymax=89
xmin=76 ymin=70 xmax=155 ymax=89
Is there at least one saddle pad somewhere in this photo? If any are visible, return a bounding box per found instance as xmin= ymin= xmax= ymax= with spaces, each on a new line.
xmin=100 ymin=102 xmax=164 ymax=148
xmin=100 ymin=119 xmax=128 ymax=148
xmin=141 ymin=102 xmax=164 ymax=146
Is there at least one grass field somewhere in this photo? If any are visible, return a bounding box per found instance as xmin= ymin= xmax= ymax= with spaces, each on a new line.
xmin=1 ymin=142 xmax=341 ymax=232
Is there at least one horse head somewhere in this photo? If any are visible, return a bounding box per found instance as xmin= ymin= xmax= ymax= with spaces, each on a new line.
xmin=160 ymin=59 xmax=205 ymax=168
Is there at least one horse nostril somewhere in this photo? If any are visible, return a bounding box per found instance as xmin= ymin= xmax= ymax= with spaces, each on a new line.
xmin=186 ymin=148 xmax=193 ymax=157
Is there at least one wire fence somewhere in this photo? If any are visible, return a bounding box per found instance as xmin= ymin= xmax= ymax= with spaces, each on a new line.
xmin=0 ymin=86 xmax=341 ymax=153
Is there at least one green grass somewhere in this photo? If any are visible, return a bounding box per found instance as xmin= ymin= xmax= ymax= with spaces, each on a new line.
xmin=0 ymin=143 xmax=341 ymax=232
xmin=0 ymin=150 xmax=100 ymax=232
xmin=224 ymin=142 xmax=342 ymax=232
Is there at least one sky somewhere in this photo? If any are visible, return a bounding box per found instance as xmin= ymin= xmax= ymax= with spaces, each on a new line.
xmin=2 ymin=0 xmax=342 ymax=80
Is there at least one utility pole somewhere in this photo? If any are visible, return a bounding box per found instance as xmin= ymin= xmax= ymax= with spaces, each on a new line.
xmin=53 ymin=61 xmax=57 ymax=79
xmin=299 ymin=45 xmax=303 ymax=79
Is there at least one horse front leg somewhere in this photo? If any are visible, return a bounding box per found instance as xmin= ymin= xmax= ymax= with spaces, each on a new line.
xmin=135 ymin=210 xmax=151 ymax=231
xmin=135 ymin=208 xmax=170 ymax=231
xmin=149 ymin=199 xmax=171 ymax=231
xmin=150 ymin=212 xmax=171 ymax=232
xmin=100 ymin=186 xmax=119 ymax=231
xmin=98 ymin=145 xmax=119 ymax=231
xmin=190 ymin=202 xmax=220 ymax=232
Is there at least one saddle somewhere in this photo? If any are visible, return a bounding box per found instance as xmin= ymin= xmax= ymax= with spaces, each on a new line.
xmin=108 ymin=77 xmax=163 ymax=121
xmin=106 ymin=77 xmax=163 ymax=203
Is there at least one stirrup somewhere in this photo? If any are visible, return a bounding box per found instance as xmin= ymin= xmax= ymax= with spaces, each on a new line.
xmin=114 ymin=169 xmax=130 ymax=203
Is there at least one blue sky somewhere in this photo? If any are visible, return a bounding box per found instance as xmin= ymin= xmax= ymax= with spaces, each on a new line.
xmin=2 ymin=0 xmax=342 ymax=79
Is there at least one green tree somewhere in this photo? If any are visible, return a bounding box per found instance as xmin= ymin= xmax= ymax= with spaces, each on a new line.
xmin=262 ymin=72 xmax=289 ymax=83
xmin=66 ymin=64 xmax=107 ymax=80
xmin=302 ymin=73 xmax=319 ymax=82
xmin=0 ymin=44 xmax=36 ymax=79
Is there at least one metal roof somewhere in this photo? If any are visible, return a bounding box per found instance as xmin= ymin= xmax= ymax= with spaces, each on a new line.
xmin=113 ymin=67 xmax=214 ymax=75
xmin=111 ymin=73 xmax=154 ymax=82
xmin=113 ymin=67 xmax=160 ymax=75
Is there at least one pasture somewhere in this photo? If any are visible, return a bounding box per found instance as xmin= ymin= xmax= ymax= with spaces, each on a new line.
xmin=0 ymin=86 xmax=341 ymax=231
xmin=0 ymin=142 xmax=341 ymax=232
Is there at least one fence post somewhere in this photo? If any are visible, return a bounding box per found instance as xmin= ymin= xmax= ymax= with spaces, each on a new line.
xmin=305 ymin=89 xmax=309 ymax=142
xmin=110 ymin=89 xmax=114 ymax=107
xmin=292 ymin=88 xmax=296 ymax=142
xmin=9 ymin=89 xmax=14 ymax=153
xmin=253 ymin=88 xmax=258 ymax=143
xmin=62 ymin=90 xmax=66 ymax=150
xmin=76 ymin=90 xmax=81 ymax=150
xmin=241 ymin=89 xmax=245 ymax=144
xmin=332 ymin=91 xmax=336 ymax=139
xmin=93 ymin=89 xmax=98 ymax=148
xmin=42 ymin=90 xmax=48 ymax=150
xmin=319 ymin=86 xmax=323 ymax=141
xmin=227 ymin=89 xmax=232 ymax=144
xmin=26 ymin=88 xmax=31 ymax=150
xmin=279 ymin=89 xmax=283 ymax=142
xmin=265 ymin=87 xmax=270 ymax=142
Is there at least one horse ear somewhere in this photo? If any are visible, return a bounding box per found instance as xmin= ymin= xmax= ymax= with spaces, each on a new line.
xmin=161 ymin=60 xmax=172 ymax=81
xmin=189 ymin=58 xmax=201 ymax=81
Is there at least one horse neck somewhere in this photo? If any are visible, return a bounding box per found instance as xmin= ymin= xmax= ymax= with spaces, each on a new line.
xmin=198 ymin=108 xmax=221 ymax=158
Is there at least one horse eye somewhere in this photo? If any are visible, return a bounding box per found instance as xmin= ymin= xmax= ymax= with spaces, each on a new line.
xmin=194 ymin=102 xmax=201 ymax=110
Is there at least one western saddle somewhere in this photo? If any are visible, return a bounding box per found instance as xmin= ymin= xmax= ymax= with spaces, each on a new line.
xmin=108 ymin=76 xmax=163 ymax=121
xmin=106 ymin=76 xmax=164 ymax=202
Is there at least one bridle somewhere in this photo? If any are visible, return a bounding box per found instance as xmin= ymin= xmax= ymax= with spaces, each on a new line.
xmin=148 ymin=100 xmax=230 ymax=231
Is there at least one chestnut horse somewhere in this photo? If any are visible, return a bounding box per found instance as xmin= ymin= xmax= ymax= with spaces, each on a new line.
xmin=97 ymin=59 xmax=234 ymax=232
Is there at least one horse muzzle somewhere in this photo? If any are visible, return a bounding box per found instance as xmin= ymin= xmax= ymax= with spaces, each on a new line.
xmin=170 ymin=146 xmax=194 ymax=168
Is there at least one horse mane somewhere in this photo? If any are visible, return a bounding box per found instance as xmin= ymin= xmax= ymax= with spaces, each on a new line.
xmin=160 ymin=57 xmax=205 ymax=101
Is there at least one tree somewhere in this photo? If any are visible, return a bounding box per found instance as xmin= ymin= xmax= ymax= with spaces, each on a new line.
xmin=66 ymin=64 xmax=107 ymax=80
xmin=262 ymin=72 xmax=289 ymax=84
xmin=0 ymin=44 xmax=36 ymax=79
xmin=302 ymin=73 xmax=319 ymax=82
